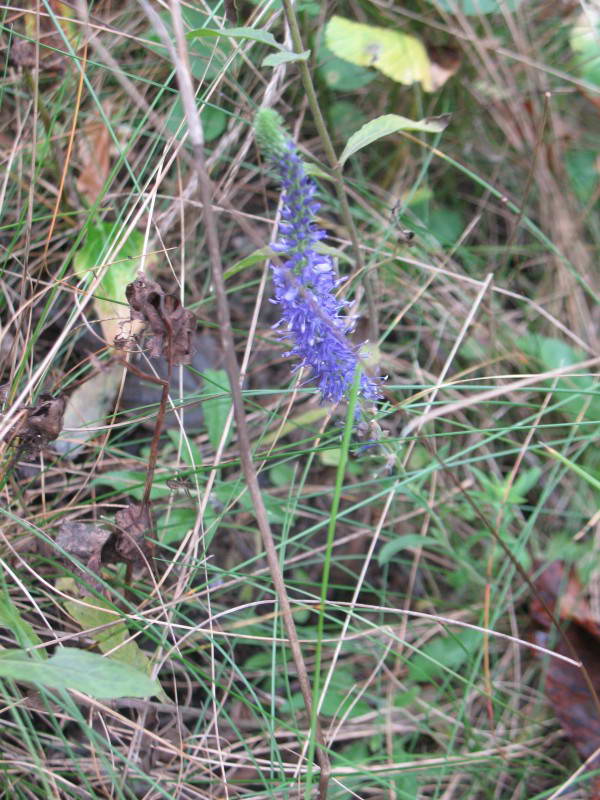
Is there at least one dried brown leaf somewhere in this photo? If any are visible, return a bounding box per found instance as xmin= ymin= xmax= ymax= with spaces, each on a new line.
xmin=114 ymin=502 xmax=154 ymax=569
xmin=5 ymin=394 xmax=67 ymax=456
xmin=531 ymin=561 xmax=600 ymax=790
xmin=426 ymin=44 xmax=461 ymax=92
xmin=77 ymin=113 xmax=111 ymax=205
xmin=125 ymin=276 xmax=196 ymax=365
xmin=56 ymin=521 xmax=113 ymax=589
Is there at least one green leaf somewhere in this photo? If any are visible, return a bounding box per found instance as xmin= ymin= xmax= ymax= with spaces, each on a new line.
xmin=59 ymin=581 xmax=152 ymax=677
xmin=329 ymin=100 xmax=367 ymax=139
xmin=0 ymin=647 xmax=159 ymax=698
xmin=0 ymin=591 xmax=43 ymax=653
xmin=317 ymin=43 xmax=376 ymax=91
xmin=518 ymin=335 xmax=600 ymax=422
xmin=73 ymin=222 xmax=145 ymax=345
xmin=325 ymin=16 xmax=433 ymax=91
xmin=92 ymin=470 xmax=170 ymax=501
xmin=269 ymin=463 xmax=296 ymax=488
xmin=565 ymin=149 xmax=599 ymax=204
xmin=188 ymin=26 xmax=282 ymax=50
xmin=570 ymin=9 xmax=600 ymax=87
xmin=201 ymin=369 xmax=233 ymax=451
xmin=262 ymin=49 xmax=310 ymax=67
xmin=378 ymin=535 xmax=442 ymax=567
xmin=165 ymin=97 xmax=228 ymax=143
xmin=425 ymin=0 xmax=522 ymax=13
xmin=408 ymin=628 xmax=481 ymax=683
xmin=158 ymin=507 xmax=198 ymax=545
xmin=224 ymin=246 xmax=273 ymax=280
xmin=340 ymin=113 xmax=451 ymax=165
xmin=165 ymin=429 xmax=203 ymax=467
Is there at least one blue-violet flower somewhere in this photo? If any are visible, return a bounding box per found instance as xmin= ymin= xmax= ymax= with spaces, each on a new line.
xmin=255 ymin=109 xmax=379 ymax=408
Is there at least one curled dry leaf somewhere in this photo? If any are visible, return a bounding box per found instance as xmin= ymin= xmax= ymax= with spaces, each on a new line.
xmin=124 ymin=275 xmax=196 ymax=365
xmin=77 ymin=110 xmax=111 ymax=206
xmin=56 ymin=521 xmax=113 ymax=590
xmin=56 ymin=503 xmax=154 ymax=589
xmin=114 ymin=502 xmax=154 ymax=569
xmin=426 ymin=44 xmax=461 ymax=91
xmin=5 ymin=394 xmax=67 ymax=456
xmin=531 ymin=561 xmax=600 ymax=789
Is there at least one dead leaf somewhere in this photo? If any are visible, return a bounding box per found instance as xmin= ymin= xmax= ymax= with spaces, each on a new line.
xmin=56 ymin=521 xmax=113 ymax=590
xmin=114 ymin=502 xmax=154 ymax=569
xmin=125 ymin=276 xmax=196 ymax=365
xmin=426 ymin=44 xmax=461 ymax=91
xmin=77 ymin=111 xmax=111 ymax=205
xmin=5 ymin=394 xmax=67 ymax=456
xmin=531 ymin=561 xmax=600 ymax=791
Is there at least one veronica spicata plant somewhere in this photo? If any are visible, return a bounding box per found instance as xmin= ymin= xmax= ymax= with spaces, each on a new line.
xmin=254 ymin=108 xmax=380 ymax=409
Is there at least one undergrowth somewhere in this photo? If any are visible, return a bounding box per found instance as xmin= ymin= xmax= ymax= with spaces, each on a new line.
xmin=0 ymin=1 xmax=599 ymax=798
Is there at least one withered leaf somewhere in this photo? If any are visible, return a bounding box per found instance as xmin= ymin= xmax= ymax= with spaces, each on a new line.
xmin=25 ymin=393 xmax=67 ymax=443
xmin=125 ymin=276 xmax=195 ymax=365
xmin=6 ymin=394 xmax=67 ymax=455
xmin=531 ymin=561 xmax=600 ymax=788
xmin=77 ymin=112 xmax=111 ymax=205
xmin=56 ymin=521 xmax=113 ymax=590
xmin=114 ymin=502 xmax=154 ymax=568
xmin=426 ymin=44 xmax=461 ymax=92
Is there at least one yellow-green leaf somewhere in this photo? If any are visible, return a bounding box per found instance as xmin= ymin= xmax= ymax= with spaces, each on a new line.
xmin=340 ymin=113 xmax=450 ymax=165
xmin=325 ymin=16 xmax=433 ymax=91
xmin=58 ymin=578 xmax=152 ymax=677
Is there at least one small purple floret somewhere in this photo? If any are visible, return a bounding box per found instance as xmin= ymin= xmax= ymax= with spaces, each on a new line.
xmin=267 ymin=142 xmax=379 ymax=406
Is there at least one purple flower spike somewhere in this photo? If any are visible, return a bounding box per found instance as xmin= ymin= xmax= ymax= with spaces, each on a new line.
xmin=255 ymin=111 xmax=379 ymax=408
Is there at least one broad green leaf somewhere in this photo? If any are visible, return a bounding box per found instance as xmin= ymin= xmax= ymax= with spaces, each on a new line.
xmin=0 ymin=647 xmax=159 ymax=698
xmin=188 ymin=26 xmax=282 ymax=50
xmin=73 ymin=222 xmax=146 ymax=345
xmin=165 ymin=97 xmax=228 ymax=143
xmin=428 ymin=207 xmax=465 ymax=246
xmin=0 ymin=591 xmax=43 ymax=653
xmin=201 ymin=369 xmax=233 ymax=451
xmin=269 ymin=462 xmax=296 ymax=488
xmin=408 ymin=628 xmax=481 ymax=683
xmin=214 ymin=480 xmax=288 ymax=525
xmin=570 ymin=9 xmax=600 ymax=87
xmin=329 ymin=100 xmax=367 ymax=139
xmin=518 ymin=335 xmax=600 ymax=422
xmin=317 ymin=43 xmax=376 ymax=90
xmin=378 ymin=535 xmax=443 ymax=567
xmin=425 ymin=0 xmax=522 ymax=13
xmin=166 ymin=428 xmax=203 ymax=467
xmin=158 ymin=507 xmax=198 ymax=545
xmin=340 ymin=113 xmax=450 ymax=164
xmin=58 ymin=579 xmax=152 ymax=677
xmin=325 ymin=16 xmax=433 ymax=91
xmin=565 ymin=150 xmax=599 ymax=204
xmin=262 ymin=49 xmax=310 ymax=67
xmin=92 ymin=469 xmax=170 ymax=500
